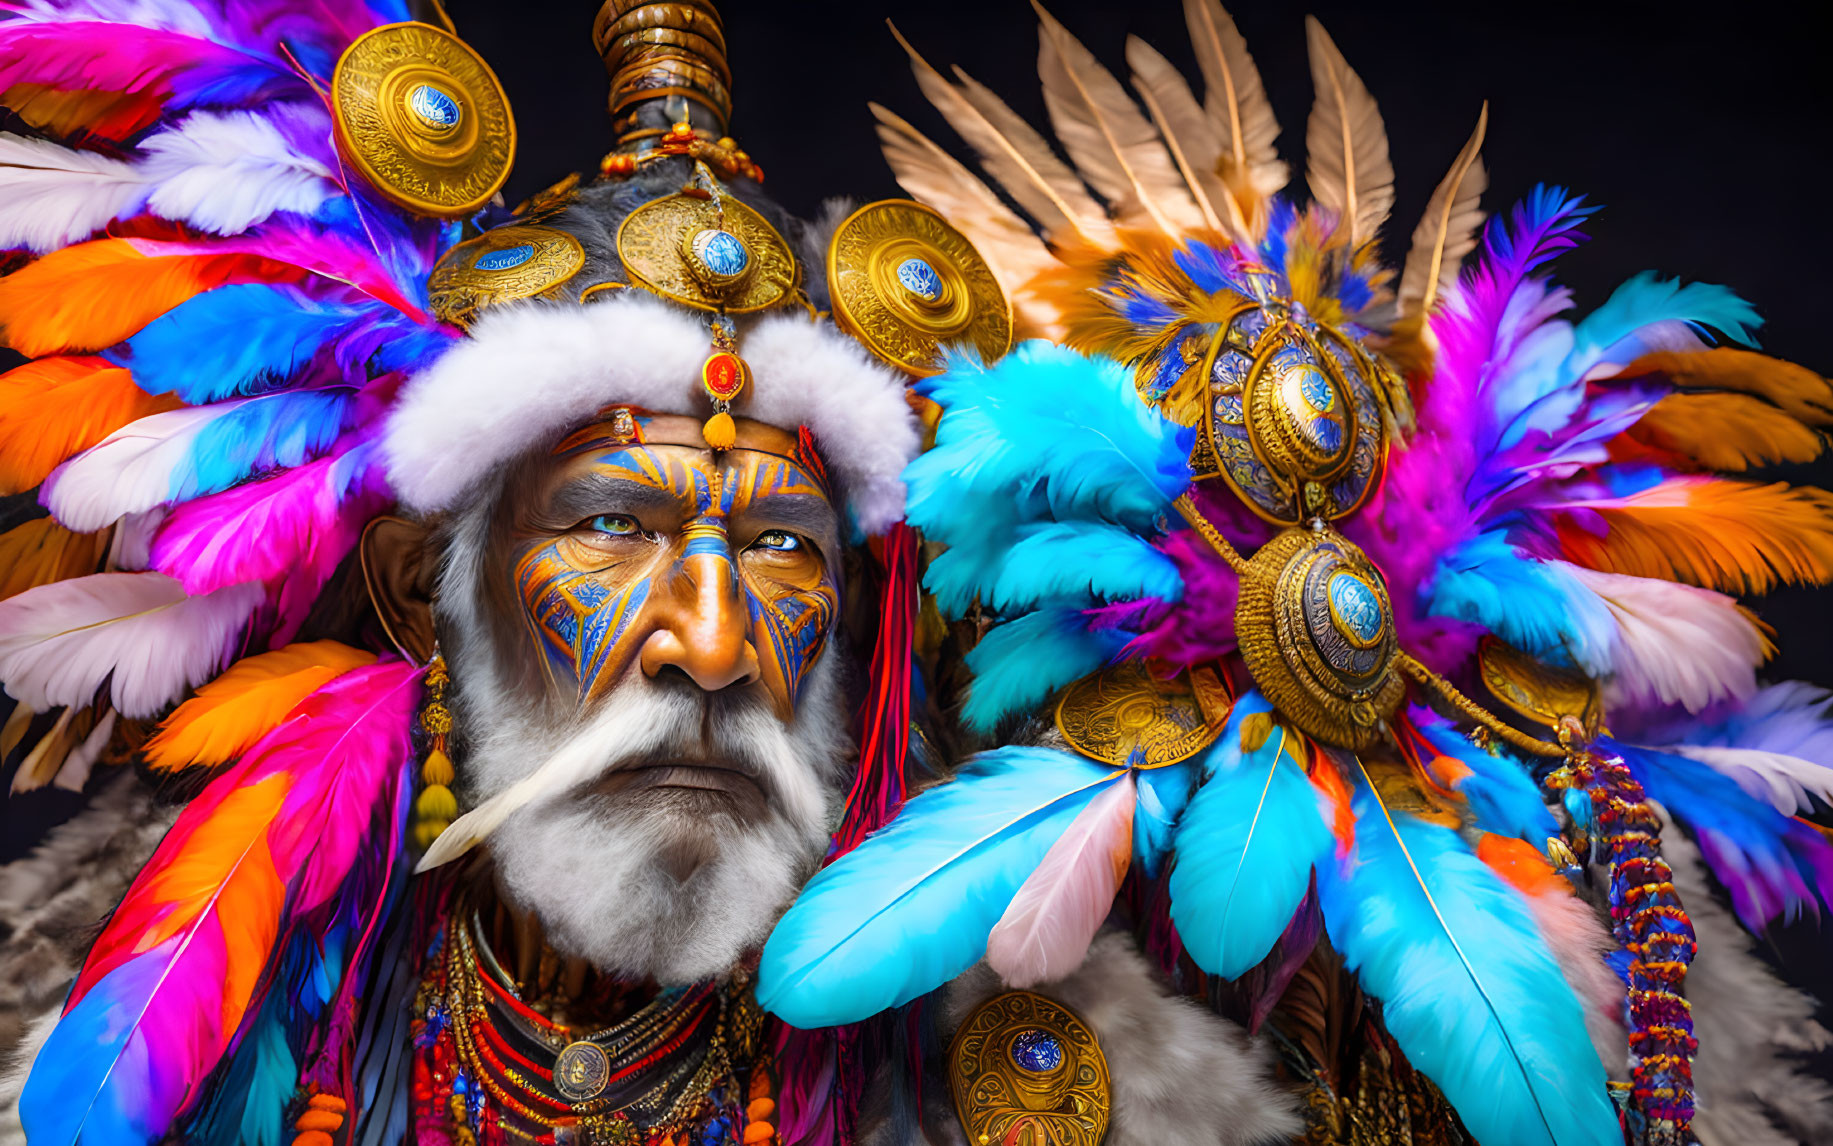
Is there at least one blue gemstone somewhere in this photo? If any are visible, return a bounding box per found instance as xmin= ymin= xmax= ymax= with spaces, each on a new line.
xmin=1009 ymin=1028 xmax=1064 ymax=1072
xmin=896 ymin=257 xmax=943 ymax=301
xmin=408 ymin=84 xmax=461 ymax=130
xmin=1328 ymin=572 xmax=1384 ymax=644
xmin=474 ymin=243 xmax=535 ymax=271
xmin=693 ymin=229 xmax=750 ymax=278
xmin=1296 ymin=364 xmax=1336 ymax=413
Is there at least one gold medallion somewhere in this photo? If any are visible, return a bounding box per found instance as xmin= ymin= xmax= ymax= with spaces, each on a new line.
xmin=553 ymin=1040 xmax=611 ymax=1103
xmin=1478 ymin=636 xmax=1603 ymax=737
xmin=827 ymin=199 xmax=1012 ymax=376
xmin=1233 ymin=526 xmax=1404 ymax=751
xmin=1055 ymin=661 xmax=1227 ymax=768
xmin=615 ymin=193 xmax=797 ymax=314
xmin=949 ymin=991 xmax=1110 ymax=1146
xmin=427 ymin=225 xmax=586 ymax=327
xmin=331 ymin=23 xmax=516 ymax=218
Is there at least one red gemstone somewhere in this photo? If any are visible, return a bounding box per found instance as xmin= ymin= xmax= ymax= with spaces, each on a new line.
xmin=702 ymin=352 xmax=747 ymax=401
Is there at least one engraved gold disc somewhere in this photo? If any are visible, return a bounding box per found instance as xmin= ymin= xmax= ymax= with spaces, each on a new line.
xmin=827 ymin=199 xmax=1012 ymax=376
xmin=615 ymin=193 xmax=798 ymax=314
xmin=949 ymin=990 xmax=1110 ymax=1146
xmin=428 ymin=224 xmax=586 ymax=327
xmin=331 ymin=22 xmax=516 ymax=218
xmin=1055 ymin=661 xmax=1228 ymax=768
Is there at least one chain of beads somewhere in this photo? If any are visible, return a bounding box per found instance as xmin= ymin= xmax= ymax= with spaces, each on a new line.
xmin=415 ymin=653 xmax=457 ymax=852
xmin=1551 ymin=746 xmax=1698 ymax=1145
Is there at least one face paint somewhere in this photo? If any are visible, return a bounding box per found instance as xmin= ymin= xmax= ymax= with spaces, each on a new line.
xmin=510 ymin=426 xmax=839 ymax=715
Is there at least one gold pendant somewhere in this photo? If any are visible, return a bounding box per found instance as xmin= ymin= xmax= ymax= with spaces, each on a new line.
xmin=615 ymin=193 xmax=798 ymax=314
xmin=949 ymin=991 xmax=1110 ymax=1146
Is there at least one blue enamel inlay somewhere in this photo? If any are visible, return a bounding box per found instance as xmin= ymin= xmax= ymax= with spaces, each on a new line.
xmin=408 ymin=84 xmax=461 ymax=130
xmin=1328 ymin=572 xmax=1384 ymax=644
xmin=475 ymin=244 xmax=536 ymax=271
xmin=693 ymin=229 xmax=750 ymax=278
xmin=1310 ymin=415 xmax=1344 ymax=454
xmin=896 ymin=257 xmax=942 ymax=301
xmin=1010 ymin=1029 xmax=1064 ymax=1072
xmin=1296 ymin=364 xmax=1335 ymax=412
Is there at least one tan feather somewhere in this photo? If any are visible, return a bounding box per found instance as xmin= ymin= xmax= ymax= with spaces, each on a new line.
xmin=1031 ymin=1 xmax=1202 ymax=236
xmin=1629 ymin=392 xmax=1827 ymax=472
xmin=1399 ymin=103 xmax=1489 ymax=321
xmin=888 ymin=22 xmax=1114 ymax=249
xmin=1125 ymin=36 xmax=1228 ymax=236
xmin=870 ymin=103 xmax=1063 ymax=337
xmin=1617 ymin=348 xmax=1833 ymax=427
xmin=1182 ymin=0 xmax=1286 ymax=230
xmin=0 ymin=698 xmax=33 ymax=761
xmin=11 ymin=704 xmax=85 ymax=794
xmin=1303 ymin=16 xmax=1394 ymax=247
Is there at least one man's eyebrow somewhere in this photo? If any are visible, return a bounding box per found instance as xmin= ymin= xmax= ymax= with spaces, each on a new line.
xmin=739 ymin=493 xmax=840 ymax=543
xmin=537 ymin=472 xmax=684 ymax=526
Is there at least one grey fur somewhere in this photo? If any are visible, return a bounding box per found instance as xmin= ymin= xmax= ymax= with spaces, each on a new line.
xmin=0 ymin=771 xmax=177 ymax=1138
xmin=862 ymin=932 xmax=1303 ymax=1146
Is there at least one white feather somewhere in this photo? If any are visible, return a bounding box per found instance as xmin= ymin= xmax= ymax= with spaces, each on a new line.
xmin=0 ymin=572 xmax=261 ymax=719
xmin=138 ymin=110 xmax=336 ymax=235
xmin=0 ymin=133 xmax=148 ymax=254
xmin=1564 ymin=564 xmax=1768 ymax=714
xmin=1667 ymin=745 xmax=1833 ymax=816
xmin=108 ymin=508 xmax=168 ymax=572
xmin=40 ymin=402 xmax=242 ymax=533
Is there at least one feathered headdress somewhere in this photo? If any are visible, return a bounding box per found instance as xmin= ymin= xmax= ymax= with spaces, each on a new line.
xmin=759 ymin=6 xmax=1833 ymax=1146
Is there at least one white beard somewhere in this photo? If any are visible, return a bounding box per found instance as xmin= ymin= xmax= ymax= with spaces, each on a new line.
xmin=451 ymin=649 xmax=852 ymax=984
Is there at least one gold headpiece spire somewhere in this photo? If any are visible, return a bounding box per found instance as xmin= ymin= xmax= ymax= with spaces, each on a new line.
xmin=594 ymin=1 xmax=732 ymax=147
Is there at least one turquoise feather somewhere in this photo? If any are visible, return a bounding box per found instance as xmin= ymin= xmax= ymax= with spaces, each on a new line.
xmin=1169 ymin=694 xmax=1333 ymax=979
xmin=961 ymin=608 xmax=1129 ymax=733
xmin=757 ymin=746 xmax=1121 ymax=1027
xmin=1318 ymin=776 xmax=1620 ymax=1146
xmin=924 ymin=521 xmax=1182 ymax=619
xmin=1426 ymin=532 xmax=1615 ymax=673
xmin=1134 ymin=759 xmax=1196 ymax=878
xmin=1416 ymin=724 xmax=1559 ymax=845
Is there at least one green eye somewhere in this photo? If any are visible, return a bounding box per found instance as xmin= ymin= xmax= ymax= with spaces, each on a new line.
xmin=752 ymin=530 xmax=801 ymax=552
xmin=588 ymin=514 xmax=639 ymax=536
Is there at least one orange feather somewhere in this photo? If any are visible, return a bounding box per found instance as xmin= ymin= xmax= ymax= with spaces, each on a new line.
xmin=1476 ymin=833 xmax=1570 ymax=899
xmin=0 ymin=239 xmax=300 ymax=356
xmin=0 ymin=516 xmax=110 ymax=602
xmin=143 ymin=641 xmax=379 ymax=772
xmin=1306 ymin=741 xmax=1356 ymax=852
xmin=1553 ymin=478 xmax=1833 ymax=595
xmin=0 ymin=356 xmax=183 ymax=494
xmin=1620 ymin=347 xmax=1833 ymax=427
xmin=0 ymin=83 xmax=165 ymax=140
xmin=1627 ymin=391 xmax=1825 ymax=473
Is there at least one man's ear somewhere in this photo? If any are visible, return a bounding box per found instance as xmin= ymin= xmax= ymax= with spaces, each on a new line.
xmin=362 ymin=515 xmax=438 ymax=662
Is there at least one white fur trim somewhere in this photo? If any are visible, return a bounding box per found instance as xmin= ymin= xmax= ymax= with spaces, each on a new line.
xmin=383 ymin=293 xmax=919 ymax=533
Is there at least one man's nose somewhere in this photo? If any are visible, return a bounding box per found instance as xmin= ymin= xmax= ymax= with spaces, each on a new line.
xmin=638 ymin=532 xmax=760 ymax=691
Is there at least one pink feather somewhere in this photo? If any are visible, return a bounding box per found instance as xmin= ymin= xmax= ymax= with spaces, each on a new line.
xmin=128 ymin=228 xmax=442 ymax=325
xmin=1564 ymin=564 xmax=1768 ymax=714
xmin=0 ymin=571 xmax=261 ymax=718
xmin=0 ymin=22 xmax=300 ymax=109
xmin=986 ymin=772 xmax=1135 ymax=988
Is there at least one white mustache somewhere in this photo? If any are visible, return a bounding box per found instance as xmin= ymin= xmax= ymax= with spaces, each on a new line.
xmin=416 ymin=675 xmax=820 ymax=873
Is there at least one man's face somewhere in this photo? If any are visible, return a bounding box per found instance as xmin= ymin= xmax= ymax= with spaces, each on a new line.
xmin=438 ymin=410 xmax=853 ymax=983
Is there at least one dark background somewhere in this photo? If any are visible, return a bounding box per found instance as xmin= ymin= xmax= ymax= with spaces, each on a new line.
xmin=6 ymin=0 xmax=1833 ymax=1070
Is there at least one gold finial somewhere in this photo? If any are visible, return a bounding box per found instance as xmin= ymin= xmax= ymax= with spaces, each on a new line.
xmin=594 ymin=1 xmax=732 ymax=147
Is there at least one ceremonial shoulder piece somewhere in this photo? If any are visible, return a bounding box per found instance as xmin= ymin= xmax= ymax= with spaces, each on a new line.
xmin=949 ymin=991 xmax=1110 ymax=1146
xmin=761 ymin=7 xmax=1833 ymax=1146
xmin=0 ymin=0 xmax=1012 ymax=1142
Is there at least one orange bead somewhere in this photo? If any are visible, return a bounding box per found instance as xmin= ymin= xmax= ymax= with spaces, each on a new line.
xmin=743 ymin=1122 xmax=774 ymax=1144
xmin=746 ymin=1098 xmax=775 ymax=1122
xmin=292 ymin=1133 xmax=334 ymax=1146
xmin=294 ymin=1110 xmax=343 ymax=1132
xmin=306 ymin=1093 xmax=348 ymax=1113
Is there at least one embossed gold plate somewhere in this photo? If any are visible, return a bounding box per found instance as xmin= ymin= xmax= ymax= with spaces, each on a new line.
xmin=827 ymin=199 xmax=1012 ymax=376
xmin=949 ymin=991 xmax=1109 ymax=1146
xmin=615 ymin=193 xmax=797 ymax=314
xmin=1478 ymin=635 xmax=1602 ymax=737
xmin=331 ymin=23 xmax=516 ymax=217
xmin=1055 ymin=661 xmax=1228 ymax=768
xmin=428 ymin=224 xmax=586 ymax=327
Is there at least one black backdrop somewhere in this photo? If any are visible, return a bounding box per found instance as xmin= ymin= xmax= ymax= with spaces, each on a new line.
xmin=5 ymin=0 xmax=1833 ymax=1079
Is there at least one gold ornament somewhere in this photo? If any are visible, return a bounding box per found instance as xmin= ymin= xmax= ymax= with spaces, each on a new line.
xmin=1198 ymin=304 xmax=1387 ymax=525
xmin=427 ymin=225 xmax=586 ymax=327
xmin=615 ymin=192 xmax=797 ymax=314
xmin=1233 ymin=526 xmax=1404 ymax=751
xmin=827 ymin=199 xmax=1012 ymax=376
xmin=949 ymin=991 xmax=1110 ymax=1146
xmin=1477 ymin=636 xmax=1603 ymax=738
xmin=1054 ymin=662 xmax=1229 ymax=768
xmin=331 ymin=22 xmax=516 ymax=218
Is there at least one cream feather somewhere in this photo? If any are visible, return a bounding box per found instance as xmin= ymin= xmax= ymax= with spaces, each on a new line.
xmin=1399 ymin=104 xmax=1488 ymax=321
xmin=0 ymin=133 xmax=147 ymax=254
xmin=54 ymin=706 xmax=117 ymax=793
xmin=1669 ymin=745 xmax=1833 ymax=816
xmin=1303 ymin=17 xmax=1395 ymax=247
xmin=871 ymin=103 xmax=1064 ymax=337
xmin=1181 ymin=0 xmax=1286 ymax=229
xmin=1125 ymin=36 xmax=1228 ymax=236
xmin=888 ymin=23 xmax=1114 ymax=249
xmin=0 ymin=571 xmax=263 ymax=719
xmin=136 ymin=109 xmax=336 ymax=236
xmin=11 ymin=706 xmax=78 ymax=795
xmin=1031 ymin=1 xmax=1203 ymax=236
xmin=1564 ymin=565 xmax=1770 ymax=714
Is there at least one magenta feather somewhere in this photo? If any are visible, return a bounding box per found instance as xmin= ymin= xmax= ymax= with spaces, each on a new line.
xmin=986 ymin=771 xmax=1135 ymax=987
xmin=0 ymin=22 xmax=306 ymax=110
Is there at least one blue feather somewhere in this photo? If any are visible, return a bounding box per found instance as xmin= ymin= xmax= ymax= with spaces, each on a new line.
xmin=1416 ymin=724 xmax=1559 ymax=844
xmin=1169 ymin=693 xmax=1333 ymax=978
xmin=924 ymin=521 xmax=1182 ymax=620
xmin=109 ymin=285 xmax=416 ymax=403
xmin=1134 ymin=759 xmax=1196 ymax=878
xmin=176 ymin=390 xmax=352 ymax=501
xmin=961 ymin=607 xmax=1129 ymax=733
xmin=1426 ymin=532 xmax=1615 ymax=672
xmin=757 ymin=746 xmax=1121 ymax=1027
xmin=1318 ymin=777 xmax=1619 ymax=1146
